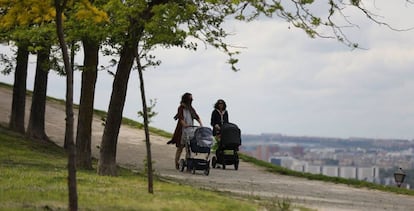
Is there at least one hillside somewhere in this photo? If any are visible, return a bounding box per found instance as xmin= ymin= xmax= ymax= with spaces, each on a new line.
xmin=1 ymin=85 xmax=413 ymax=211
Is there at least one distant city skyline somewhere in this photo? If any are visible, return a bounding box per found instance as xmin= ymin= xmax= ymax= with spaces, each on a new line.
xmin=240 ymin=132 xmax=414 ymax=188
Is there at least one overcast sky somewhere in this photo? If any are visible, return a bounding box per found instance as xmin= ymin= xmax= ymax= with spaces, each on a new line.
xmin=1 ymin=1 xmax=414 ymax=140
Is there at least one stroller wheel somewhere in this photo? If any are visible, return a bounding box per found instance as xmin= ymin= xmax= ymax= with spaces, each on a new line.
xmin=204 ymin=167 xmax=210 ymax=176
xmin=192 ymin=167 xmax=196 ymax=174
xmin=179 ymin=159 xmax=185 ymax=172
xmin=222 ymin=164 xmax=226 ymax=170
xmin=235 ymin=160 xmax=239 ymax=170
xmin=212 ymin=156 xmax=217 ymax=168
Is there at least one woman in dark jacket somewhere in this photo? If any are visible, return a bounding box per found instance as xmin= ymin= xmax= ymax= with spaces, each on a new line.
xmin=210 ymin=99 xmax=229 ymax=137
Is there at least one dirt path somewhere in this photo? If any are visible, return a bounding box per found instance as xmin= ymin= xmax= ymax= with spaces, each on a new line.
xmin=1 ymin=86 xmax=413 ymax=211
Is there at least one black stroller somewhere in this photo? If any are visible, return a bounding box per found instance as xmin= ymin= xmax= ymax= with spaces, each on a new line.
xmin=179 ymin=126 xmax=213 ymax=175
xmin=212 ymin=123 xmax=241 ymax=170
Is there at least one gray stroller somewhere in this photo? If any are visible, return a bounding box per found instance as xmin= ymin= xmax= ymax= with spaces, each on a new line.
xmin=179 ymin=126 xmax=213 ymax=175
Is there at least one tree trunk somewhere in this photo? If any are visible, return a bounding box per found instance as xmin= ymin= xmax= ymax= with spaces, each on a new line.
xmin=134 ymin=50 xmax=153 ymax=193
xmin=9 ymin=43 xmax=29 ymax=133
xmin=76 ymin=39 xmax=99 ymax=170
xmin=54 ymin=0 xmax=78 ymax=209
xmin=64 ymin=41 xmax=77 ymax=148
xmin=98 ymin=42 xmax=137 ymax=176
xmin=97 ymin=1 xmax=163 ymax=176
xmin=26 ymin=46 xmax=50 ymax=141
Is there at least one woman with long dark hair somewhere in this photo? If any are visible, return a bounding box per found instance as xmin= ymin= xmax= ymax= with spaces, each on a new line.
xmin=168 ymin=92 xmax=203 ymax=170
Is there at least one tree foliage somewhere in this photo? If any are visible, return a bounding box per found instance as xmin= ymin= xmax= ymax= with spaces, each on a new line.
xmin=0 ymin=1 xmax=55 ymax=29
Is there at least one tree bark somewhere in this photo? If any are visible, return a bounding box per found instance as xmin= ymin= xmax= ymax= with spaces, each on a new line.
xmin=54 ymin=0 xmax=77 ymax=209
xmin=98 ymin=42 xmax=137 ymax=176
xmin=97 ymin=0 xmax=165 ymax=176
xmin=9 ymin=43 xmax=29 ymax=133
xmin=26 ymin=46 xmax=50 ymax=141
xmin=134 ymin=50 xmax=153 ymax=193
xmin=76 ymin=39 xmax=99 ymax=170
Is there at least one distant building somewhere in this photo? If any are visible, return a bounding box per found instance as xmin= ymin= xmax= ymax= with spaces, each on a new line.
xmin=339 ymin=166 xmax=357 ymax=179
xmin=357 ymin=167 xmax=380 ymax=182
xmin=269 ymin=156 xmax=306 ymax=171
xmin=322 ymin=166 xmax=338 ymax=177
xmin=269 ymin=156 xmax=294 ymax=168
xmin=270 ymin=156 xmax=380 ymax=183
xmin=304 ymin=164 xmax=321 ymax=174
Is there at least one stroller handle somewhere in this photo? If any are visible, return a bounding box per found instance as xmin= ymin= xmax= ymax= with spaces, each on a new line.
xmin=186 ymin=125 xmax=200 ymax=128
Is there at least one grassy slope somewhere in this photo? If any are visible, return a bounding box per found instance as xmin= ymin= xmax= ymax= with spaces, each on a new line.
xmin=0 ymin=126 xmax=264 ymax=211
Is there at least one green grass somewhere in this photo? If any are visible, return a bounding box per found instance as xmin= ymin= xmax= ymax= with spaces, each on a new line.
xmin=239 ymin=153 xmax=414 ymax=196
xmin=0 ymin=126 xmax=262 ymax=211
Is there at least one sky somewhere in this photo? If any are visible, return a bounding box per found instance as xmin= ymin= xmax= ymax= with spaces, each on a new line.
xmin=1 ymin=1 xmax=414 ymax=140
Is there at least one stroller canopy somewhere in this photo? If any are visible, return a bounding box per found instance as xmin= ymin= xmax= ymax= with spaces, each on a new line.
xmin=220 ymin=123 xmax=241 ymax=147
xmin=192 ymin=127 xmax=213 ymax=148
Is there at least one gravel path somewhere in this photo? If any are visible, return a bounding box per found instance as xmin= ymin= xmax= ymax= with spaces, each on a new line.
xmin=1 ymin=86 xmax=413 ymax=211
